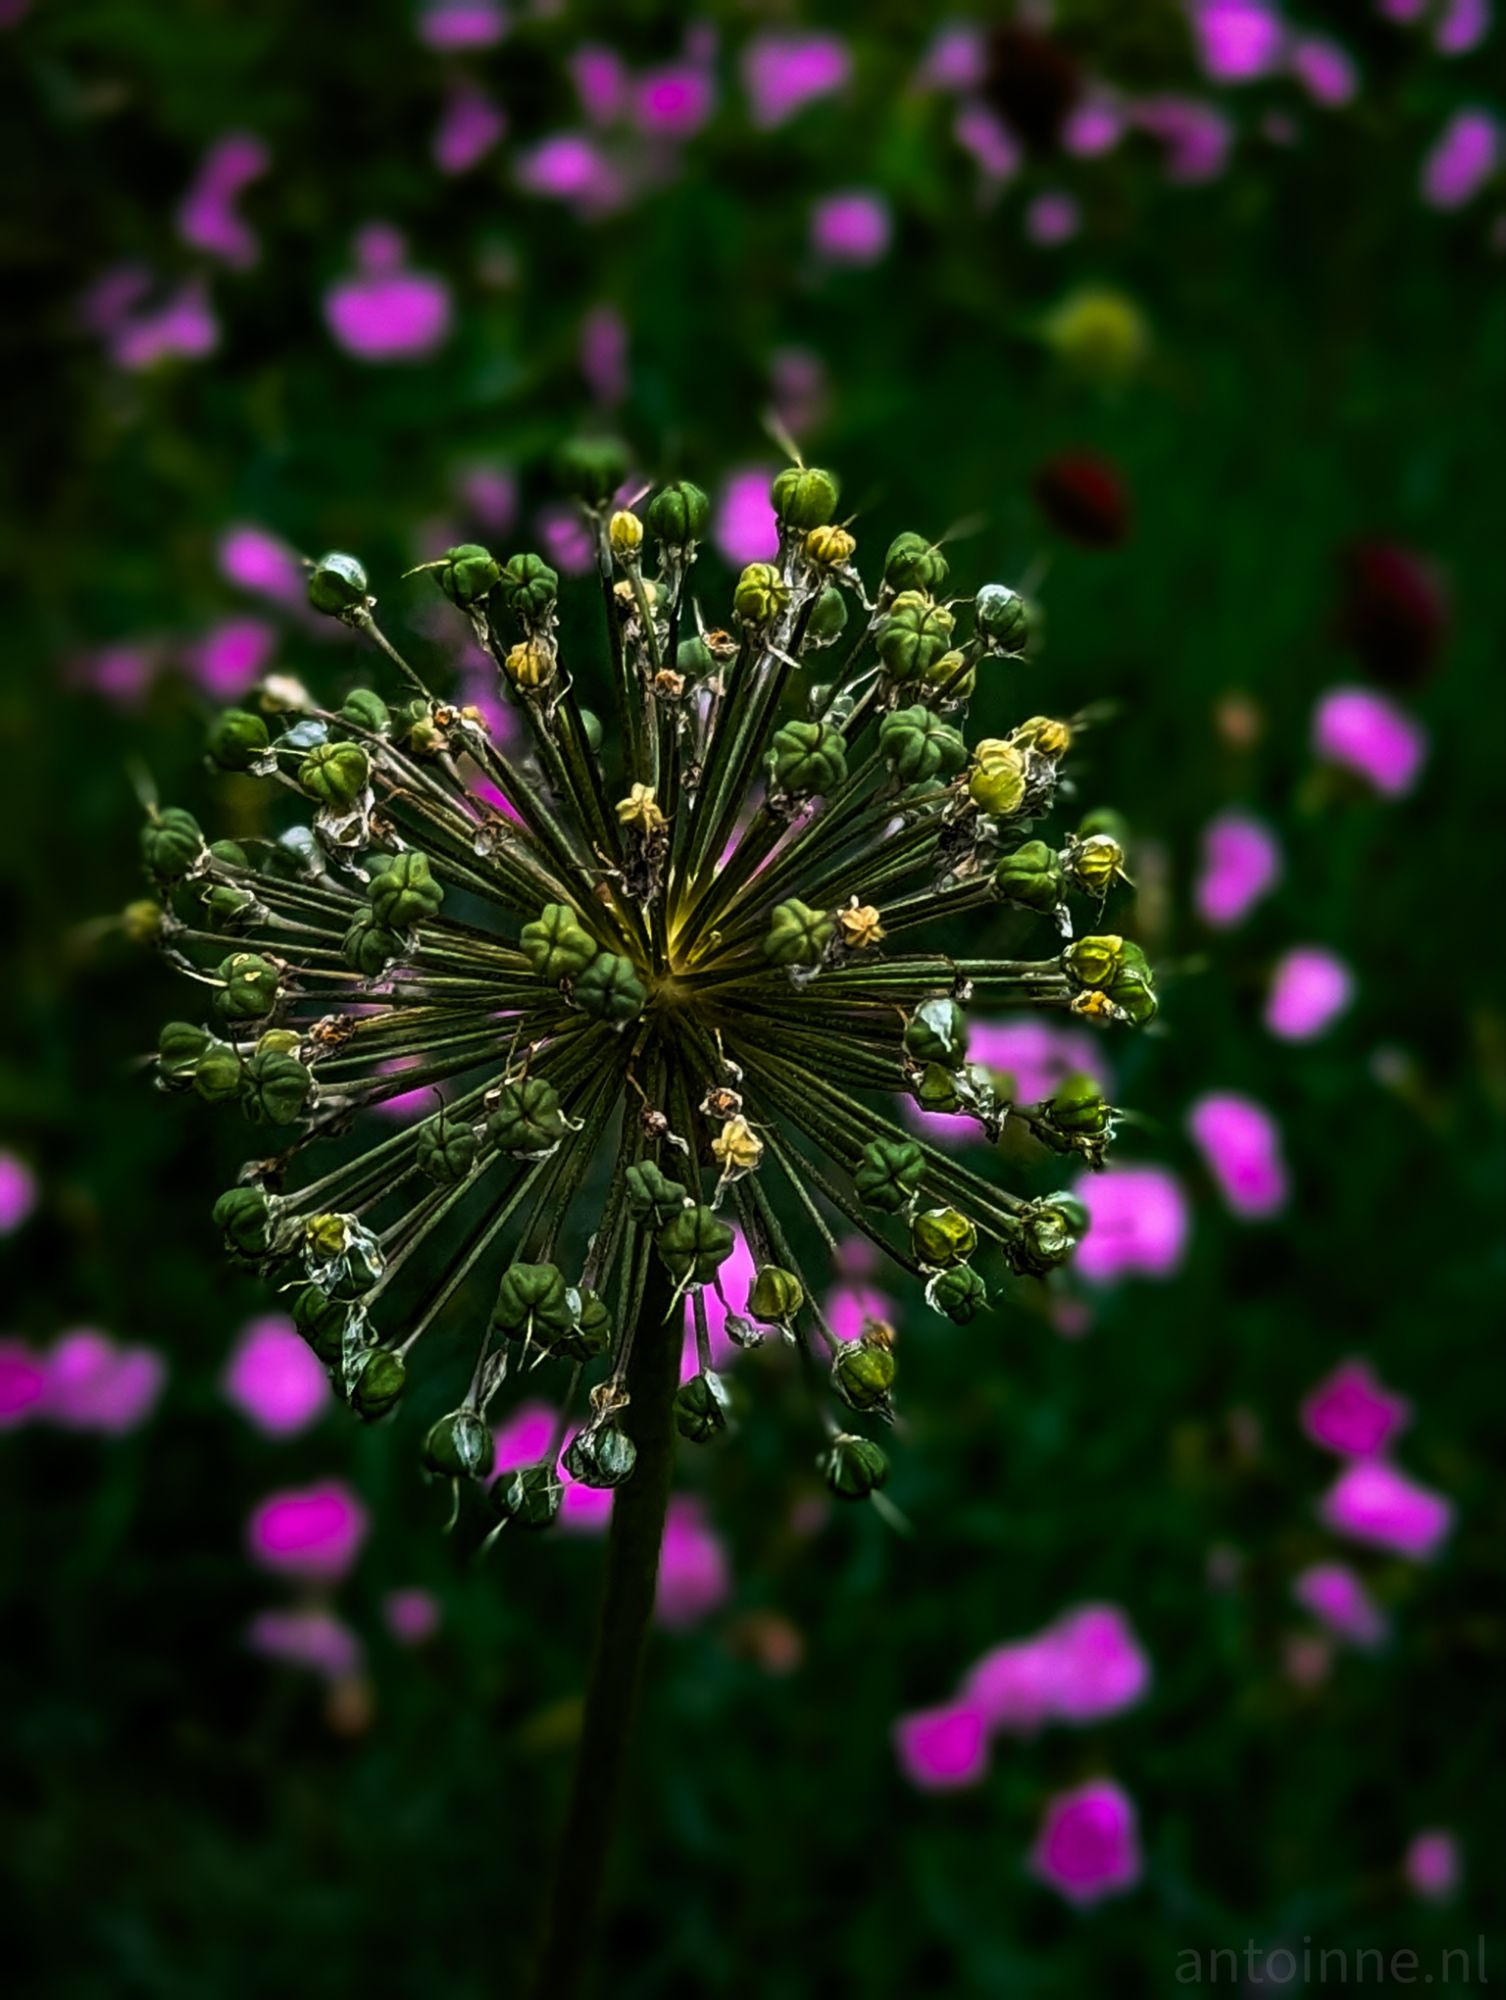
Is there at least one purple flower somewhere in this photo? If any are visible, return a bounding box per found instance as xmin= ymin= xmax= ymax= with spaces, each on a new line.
xmin=1404 ymin=1829 xmax=1462 ymax=1902
xmin=433 ymin=87 xmax=505 ymax=176
xmin=1194 ymin=811 xmax=1281 ymax=929
xmin=681 ymin=1231 xmax=757 ymax=1378
xmin=634 ymin=64 xmax=714 ymax=140
xmin=713 ymin=468 xmax=780 ymax=568
xmin=912 ymin=1021 xmax=1111 ymax=1148
xmin=1265 ymin=945 xmax=1354 ymax=1042
xmin=769 ymin=345 xmax=829 ymax=438
xmin=810 ymin=190 xmax=892 ymax=267
xmin=1312 ymin=685 xmax=1427 ymax=795
xmin=71 ymin=643 xmax=157 ymax=706
xmin=1421 ymin=107 xmax=1502 ymax=209
xmin=247 ymin=1607 xmax=363 ymax=1680
xmin=953 ymin=102 xmax=1021 ymax=186
xmin=1190 ymin=0 xmax=1285 ymax=83
xmin=743 ymin=32 xmax=852 ymax=130
xmin=222 ymin=1314 xmax=331 ymax=1437
xmin=1288 ymin=36 xmax=1358 ymax=107
xmin=218 ymin=523 xmax=305 ymax=605
xmin=185 ymin=616 xmax=277 ymax=699
xmin=1041 ymin=1605 xmax=1152 ymax=1722
xmin=111 ymin=278 xmax=219 ymax=371
xmin=1186 ymin=1092 xmax=1289 ymax=1219
xmin=43 ymin=1329 xmax=166 ymax=1434
xmin=455 ymin=466 xmax=518 ymax=535
xmin=416 ymin=0 xmax=506 ymax=51
xmin=1319 ymin=1460 xmax=1454 ymax=1561
xmin=248 ymin=1479 xmax=368 ymax=1582
xmin=535 ymin=506 xmax=596 ymax=576
xmin=383 ymin=1588 xmax=442 ymax=1645
xmin=963 ymin=1641 xmax=1056 ymax=1734
xmin=0 ymin=1151 xmax=37 ymax=1235
xmin=579 ymin=304 xmax=629 ymax=408
xmin=656 ymin=1495 xmax=731 ymax=1629
xmin=1301 ymin=1358 xmax=1412 ymax=1459
xmin=893 ymin=1699 xmax=990 ymax=1790
xmin=918 ymin=27 xmax=987 ymax=93
xmin=1025 ymin=192 xmax=1081 ymax=245
xmin=0 ymin=1340 xmax=48 ymax=1429
xmin=1293 ymin=1561 xmax=1389 ymax=1647
xmin=324 ymin=226 xmax=452 ymax=363
xmin=177 ymin=132 xmax=269 ymax=269
xmin=823 ymin=1279 xmax=896 ymax=1346
xmin=1030 ymin=1780 xmax=1143 ymax=1906
xmin=1132 ymin=97 xmax=1234 ymax=184
xmin=1436 ymin=0 xmax=1492 ymax=56
xmin=1073 ymin=1166 xmax=1190 ymax=1285
xmin=491 ymin=1402 xmax=611 ymax=1533
xmin=571 ymin=45 xmax=628 ymax=125
xmin=1063 ymin=98 xmax=1125 ymax=157
xmin=515 ymin=134 xmax=618 ymax=211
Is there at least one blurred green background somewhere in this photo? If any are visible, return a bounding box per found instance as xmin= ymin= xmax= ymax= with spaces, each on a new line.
xmin=3 ymin=3 xmax=1503 ymax=1994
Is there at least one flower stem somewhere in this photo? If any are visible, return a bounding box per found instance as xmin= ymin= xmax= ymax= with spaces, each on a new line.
xmin=526 ymin=1254 xmax=680 ymax=2000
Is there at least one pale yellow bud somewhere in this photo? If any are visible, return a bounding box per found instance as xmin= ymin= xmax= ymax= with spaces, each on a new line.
xmin=608 ymin=509 xmax=644 ymax=557
xmin=616 ymin=783 xmax=666 ymax=833
xmin=712 ymin=1116 xmax=763 ymax=1175
xmin=1015 ymin=715 xmax=1073 ymax=758
xmin=503 ymin=638 xmax=556 ymax=689
xmin=805 ymin=524 xmax=856 ymax=568
xmin=838 ymin=903 xmax=886 ymax=951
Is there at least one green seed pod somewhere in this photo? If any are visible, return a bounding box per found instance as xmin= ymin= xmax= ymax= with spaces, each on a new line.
xmin=241 ymin=1046 xmax=311 ymax=1125
xmin=1065 ymin=833 xmax=1126 ymax=897
xmin=676 ymin=635 xmax=714 ymax=677
xmin=555 ymin=436 xmax=629 ymax=507
xmin=1007 ymin=1193 xmax=1090 ymax=1276
xmin=646 ymin=479 xmax=711 ymax=548
xmin=392 ymin=696 xmax=444 ymax=757
xmin=625 ymin=1160 xmax=689 ymax=1226
xmin=928 ymin=1264 xmax=988 ymax=1325
xmin=905 ymin=997 xmax=968 ymax=1071
xmin=749 ymin=1265 xmax=804 ymax=1324
xmin=733 ymin=561 xmax=790 ymax=627
xmin=292 ymin=1284 xmax=349 ymax=1364
xmin=491 ymin=1261 xmax=575 ymax=1345
xmin=206 ymin=708 xmax=270 ymax=773
xmin=307 ymin=551 xmax=368 ymax=617
xmin=821 ymin=1432 xmax=890 ymax=1500
xmin=422 ymin=1408 xmax=496 ymax=1480
xmin=486 ymin=1076 xmax=568 ymax=1154
xmin=876 ymin=595 xmax=954 ymax=680
xmin=913 ymin=1062 xmax=961 ymax=1114
xmin=657 ymin=1205 xmax=735 ymax=1286
xmin=571 ymin=1288 xmax=614 ymax=1360
xmin=770 ymin=718 xmax=847 ymax=795
xmin=805 ymin=584 xmax=849 ymax=648
xmin=1046 ymin=1073 xmax=1113 ymax=1137
xmin=202 ymin=882 xmax=256 ymax=932
xmin=573 ymin=952 xmax=645 ymax=1023
xmin=498 ymin=552 xmax=560 ymax=620
xmin=519 ymin=903 xmax=598 ymax=981
xmin=158 ymin=1020 xmax=210 ymax=1089
xmin=675 ymin=1369 xmax=732 ymax=1444
xmin=1063 ymin=934 xmax=1125 ymax=990
xmin=968 ymin=740 xmax=1027 ymax=817
xmin=854 ymin=1137 xmax=926 ymax=1214
xmin=192 ymin=1041 xmax=243 ymax=1104
xmin=995 ymin=839 xmax=1065 ymax=914
xmin=974 ymin=582 xmax=1031 ymax=653
xmin=492 ymin=1462 xmax=563 ymax=1531
xmin=351 ymin=1347 xmax=407 ymax=1421
xmin=342 ymin=911 xmax=404 ymax=977
xmin=763 ymin=898 xmax=834 ymax=969
xmin=884 ymin=532 xmax=949 ymax=596
xmin=563 ymin=1423 xmax=638 ymax=1489
xmin=340 ymin=688 xmax=391 ymax=736
xmin=212 ymin=1185 xmax=274 ymax=1261
xmin=1108 ymin=947 xmax=1158 ymax=1027
xmin=922 ymin=648 xmax=976 ymax=703
xmin=141 ymin=808 xmax=204 ymax=882
xmin=298 ymin=741 xmax=370 ymax=810
xmin=912 ymin=1206 xmax=978 ymax=1269
xmin=832 ymin=1334 xmax=896 ymax=1413
xmin=367 ymin=850 xmax=444 ymax=929
xmin=429 ymin=542 xmax=500 ymax=608
xmin=215 ymin=952 xmax=281 ymax=1023
xmin=878 ymin=705 xmax=968 ymax=784
xmin=415 ymin=1110 xmax=478 ymax=1184
xmin=771 ymin=464 xmax=839 ymax=531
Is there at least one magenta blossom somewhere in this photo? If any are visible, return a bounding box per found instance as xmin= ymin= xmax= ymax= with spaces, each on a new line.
xmin=1063 ymin=99 xmax=1126 ymax=157
xmin=635 ymin=64 xmax=714 ymax=140
xmin=248 ymin=1607 xmax=363 ymax=1680
xmin=912 ymin=1018 xmax=1110 ymax=1147
xmin=417 ymin=0 xmax=506 ymax=51
xmin=963 ymin=1640 xmax=1056 ymax=1734
xmin=43 ymin=1329 xmax=166 ymax=1434
xmin=1025 ymin=192 xmax=1081 ymax=245
xmin=185 ymin=616 xmax=278 ymax=700
xmin=0 ymin=1340 xmax=48 ymax=1429
xmin=1264 ymin=945 xmax=1354 ymax=1042
xmin=1030 ymin=1780 xmax=1143 ymax=1906
xmin=434 ymin=87 xmax=505 ymax=175
xmin=681 ymin=1231 xmax=757 ymax=1379
xmin=218 ymin=523 xmax=305 ymax=606
xmin=515 ymin=134 xmax=619 ymax=212
xmin=536 ymin=505 xmax=597 ymax=576
xmin=810 ymin=190 xmax=892 ymax=266
xmin=918 ymin=27 xmax=987 ymax=94
xmin=0 ymin=1151 xmax=37 ymax=1235
xmin=1073 ymin=1166 xmax=1190 ymax=1285
xmin=1288 ymin=36 xmax=1358 ymax=107
xmin=222 ymin=1314 xmax=331 ymax=1438
xmin=656 ymin=1495 xmax=731 ymax=1629
xmin=455 ymin=466 xmax=518 ymax=536
xmin=492 ymin=1402 xmax=612 ymax=1534
xmin=324 ymin=226 xmax=452 ymax=363
xmin=1421 ymin=108 xmax=1502 ymax=209
xmin=1190 ymin=0 xmax=1285 ymax=83
xmin=1132 ymin=98 xmax=1234 ymax=184
xmin=893 ymin=1699 xmax=990 ymax=1790
xmin=111 ymin=278 xmax=219 ymax=372
xmin=1436 ymin=0 xmax=1491 ymax=55
xmin=71 ymin=643 xmax=157 ymax=706
xmin=384 ymin=1588 xmax=442 ymax=1645
xmin=743 ymin=32 xmax=852 ymax=130
xmin=769 ymin=346 xmax=829 ymax=438
xmin=1320 ymin=1459 xmax=1454 ymax=1562
xmin=177 ymin=133 xmax=270 ymax=268
xmin=1186 ymin=1092 xmax=1288 ymax=1220
xmin=579 ymin=304 xmax=629 ymax=407
xmin=1301 ymin=1358 xmax=1411 ymax=1458
xmin=1194 ymin=811 xmax=1281 ymax=929
xmin=571 ymin=45 xmax=628 ymax=125
xmin=713 ymin=468 xmax=780 ymax=568
xmin=248 ymin=1479 xmax=368 ymax=1583
xmin=1293 ymin=1561 xmax=1388 ymax=1647
xmin=1042 ymin=1605 xmax=1153 ymax=1723
xmin=1404 ymin=1829 xmax=1462 ymax=1902
xmin=953 ymin=102 xmax=1021 ymax=186
xmin=1312 ymin=685 xmax=1427 ymax=796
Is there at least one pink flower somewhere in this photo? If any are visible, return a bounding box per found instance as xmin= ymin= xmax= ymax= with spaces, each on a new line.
xmin=912 ymin=1019 xmax=1110 ymax=1146
xmin=1265 ymin=946 xmax=1354 ymax=1042
xmin=0 ymin=1151 xmax=37 ymax=1235
xmin=1436 ymin=0 xmax=1491 ymax=55
xmin=110 ymin=278 xmax=219 ymax=371
xmin=1312 ymin=685 xmax=1427 ymax=795
xmin=1293 ymin=1561 xmax=1388 ymax=1647
xmin=1288 ymin=36 xmax=1358 ymax=107
xmin=893 ymin=1700 xmax=990 ymax=1790
xmin=634 ymin=65 xmax=714 ymax=140
xmin=247 ymin=1607 xmax=363 ymax=1680
xmin=823 ymin=1280 xmax=896 ymax=1346
xmin=579 ymin=304 xmax=629 ymax=408
xmin=536 ymin=506 xmax=596 ymax=576
xmin=953 ymin=102 xmax=1021 ymax=185
xmin=222 ymin=1315 xmax=331 ymax=1437
xmin=416 ymin=0 xmax=506 ymax=51
xmin=492 ymin=1400 xmax=556 ymax=1473
xmin=384 ymin=1588 xmax=442 ymax=1645
xmin=1186 ymin=1092 xmax=1288 ymax=1220
xmin=324 ymin=226 xmax=452 ymax=363
xmin=515 ymin=134 xmax=615 ymax=209
xmin=0 ymin=1340 xmax=48 ymax=1429
xmin=918 ymin=27 xmax=987 ymax=93
xmin=1025 ymin=192 xmax=1081 ymax=245
xmin=1063 ymin=99 xmax=1125 ymax=157
xmin=1404 ymin=1829 xmax=1462 ymax=1902
xmin=571 ymin=45 xmax=628 ymax=125
xmin=1190 ymin=0 xmax=1285 ymax=82
xmin=72 ymin=644 xmax=157 ymax=706
xmin=656 ymin=1495 xmax=731 ymax=1629
xmin=681 ymin=1230 xmax=757 ymax=1379
xmin=963 ymin=1641 xmax=1057 ymax=1734
xmin=248 ymin=1479 xmax=368 ymax=1582
xmin=1132 ymin=97 xmax=1234 ymax=184
xmin=185 ymin=616 xmax=277 ymax=699
xmin=1319 ymin=1459 xmax=1454 ymax=1562
xmin=1041 ymin=1605 xmax=1152 ymax=1723
xmin=1301 ymin=1359 xmax=1411 ymax=1458
xmin=433 ymin=87 xmax=505 ymax=176
xmin=743 ymin=33 xmax=852 ymax=130
xmin=713 ymin=468 xmax=780 ymax=568
xmin=1421 ymin=107 xmax=1502 ymax=209
xmin=1030 ymin=1780 xmax=1143 ymax=1905
xmin=769 ymin=346 xmax=829 ymax=438
xmin=218 ymin=523 xmax=305 ymax=605
xmin=810 ymin=190 xmax=892 ymax=266
xmin=43 ymin=1329 xmax=166 ymax=1434
xmin=455 ymin=466 xmax=518 ymax=536
xmin=1194 ymin=811 xmax=1281 ymax=929
xmin=177 ymin=132 xmax=269 ymax=269
xmin=1073 ymin=1166 xmax=1190 ymax=1285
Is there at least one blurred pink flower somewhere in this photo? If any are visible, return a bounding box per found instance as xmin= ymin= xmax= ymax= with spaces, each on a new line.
xmin=571 ymin=45 xmax=628 ymax=124
xmin=1265 ymin=945 xmax=1354 ymax=1042
xmin=248 ymin=1479 xmax=368 ymax=1582
xmin=912 ymin=1019 xmax=1110 ymax=1146
xmin=185 ymin=616 xmax=277 ymax=699
xmin=1319 ymin=1459 xmax=1454 ymax=1561
xmin=769 ymin=346 xmax=829 ymax=438
xmin=515 ymin=134 xmax=619 ymax=211
xmin=111 ymin=278 xmax=219 ymax=371
xmin=893 ymin=1699 xmax=990 ymax=1790
xmin=963 ymin=1640 xmax=1056 ymax=1734
xmin=1063 ymin=99 xmax=1125 ymax=157
xmin=1404 ymin=1829 xmax=1462 ymax=1902
xmin=713 ymin=468 xmax=780 ymax=568
xmin=635 ymin=64 xmax=714 ymax=140
xmin=218 ymin=523 xmax=305 ymax=605
xmin=1133 ymin=97 xmax=1234 ymax=184
xmin=536 ymin=505 xmax=596 ymax=576
xmin=1421 ymin=107 xmax=1502 ymax=209
xmin=1288 ymin=36 xmax=1358 ymax=106
xmin=1043 ymin=1605 xmax=1152 ymax=1722
xmin=492 ymin=1399 xmax=557 ymax=1473
xmin=1194 ymin=811 xmax=1281 ymax=929
xmin=455 ymin=466 xmax=518 ymax=535
xmin=1186 ymin=1092 xmax=1288 ymax=1219
xmin=0 ymin=1340 xmax=48 ymax=1429
xmin=1073 ymin=1166 xmax=1190 ymax=1284
xmin=0 ymin=1152 xmax=37 ymax=1235
xmin=1312 ymin=685 xmax=1427 ymax=795
xmin=222 ymin=1315 xmax=331 ymax=1437
xmin=1025 ymin=192 xmax=1081 ymax=245
xmin=919 ymin=27 xmax=987 ymax=93
xmin=953 ymin=102 xmax=1021 ymax=185
xmin=177 ymin=132 xmax=269 ymax=268
xmin=1436 ymin=0 xmax=1491 ymax=54
xmin=656 ymin=1495 xmax=731 ymax=1629
xmin=743 ymin=33 xmax=852 ymax=130
xmin=417 ymin=0 xmax=506 ymax=51
xmin=811 ymin=190 xmax=892 ymax=266
xmin=247 ymin=1606 xmax=363 ymax=1680
xmin=43 ymin=1329 xmax=166 ymax=1434
xmin=384 ymin=1588 xmax=442 ymax=1645
xmin=1293 ymin=1561 xmax=1388 ymax=1647
xmin=434 ymin=87 xmax=505 ymax=175
xmin=72 ymin=643 xmax=157 ymax=706
xmin=681 ymin=1230 xmax=757 ymax=1378
xmin=1030 ymin=1780 xmax=1143 ymax=1905
xmin=823 ymin=1279 xmax=895 ymax=1345
xmin=1190 ymin=0 xmax=1285 ymax=82
xmin=1301 ymin=1358 xmax=1411 ymax=1458
xmin=324 ymin=226 xmax=452 ymax=363
xmin=580 ymin=304 xmax=629 ymax=407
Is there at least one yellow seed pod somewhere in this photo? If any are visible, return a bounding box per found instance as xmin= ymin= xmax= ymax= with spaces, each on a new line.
xmin=712 ymin=1116 xmax=763 ymax=1175
xmin=503 ymin=638 xmax=556 ymax=689
xmin=968 ymin=740 xmax=1027 ymax=816
xmin=1071 ymin=988 xmax=1118 ymax=1023
xmin=1069 ymin=833 xmax=1125 ymax=895
xmin=616 ymin=783 xmax=666 ymax=833
xmin=838 ymin=903 xmax=886 ymax=950
xmin=805 ymin=524 xmax=856 ymax=568
xmin=121 ymin=899 xmax=164 ymax=946
xmin=608 ymin=509 xmax=644 ymax=557
xmin=1015 ymin=715 xmax=1073 ymax=758
xmin=924 ymin=649 xmax=975 ymax=700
